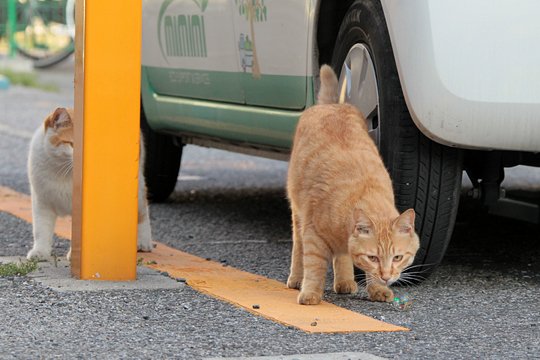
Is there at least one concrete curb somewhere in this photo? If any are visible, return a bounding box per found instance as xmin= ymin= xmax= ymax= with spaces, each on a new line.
xmin=0 ymin=256 xmax=184 ymax=292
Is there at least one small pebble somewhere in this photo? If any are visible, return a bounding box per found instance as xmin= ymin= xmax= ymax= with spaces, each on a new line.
xmin=176 ymin=278 xmax=187 ymax=283
xmin=310 ymin=321 xmax=317 ymax=326
xmin=252 ymin=304 xmax=260 ymax=309
xmin=142 ymin=315 xmax=149 ymax=320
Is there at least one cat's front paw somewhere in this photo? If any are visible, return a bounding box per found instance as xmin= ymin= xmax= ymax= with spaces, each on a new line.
xmin=334 ymin=280 xmax=358 ymax=294
xmin=297 ymin=290 xmax=322 ymax=305
xmin=137 ymin=241 xmax=154 ymax=253
xmin=367 ymin=284 xmax=394 ymax=303
xmin=287 ymin=275 xmax=303 ymax=290
xmin=27 ymin=248 xmax=52 ymax=261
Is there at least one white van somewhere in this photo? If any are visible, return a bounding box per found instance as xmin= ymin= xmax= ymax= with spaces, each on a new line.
xmin=141 ymin=0 xmax=540 ymax=277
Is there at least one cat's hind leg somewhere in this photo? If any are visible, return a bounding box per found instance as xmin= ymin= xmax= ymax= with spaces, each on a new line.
xmin=297 ymin=228 xmax=330 ymax=305
xmin=137 ymin=214 xmax=153 ymax=252
xmin=27 ymin=200 xmax=57 ymax=260
xmin=136 ymin=185 xmax=153 ymax=252
xmin=333 ymin=254 xmax=358 ymax=294
xmin=287 ymin=212 xmax=303 ymax=289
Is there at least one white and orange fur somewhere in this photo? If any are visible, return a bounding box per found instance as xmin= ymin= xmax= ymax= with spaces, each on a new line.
xmin=26 ymin=107 xmax=153 ymax=260
xmin=286 ymin=65 xmax=420 ymax=305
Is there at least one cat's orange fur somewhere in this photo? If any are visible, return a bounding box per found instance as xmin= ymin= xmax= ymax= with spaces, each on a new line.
xmin=286 ymin=65 xmax=420 ymax=305
xmin=45 ymin=108 xmax=74 ymax=147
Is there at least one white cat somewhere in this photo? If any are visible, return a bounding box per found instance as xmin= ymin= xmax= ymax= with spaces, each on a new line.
xmin=27 ymin=107 xmax=153 ymax=260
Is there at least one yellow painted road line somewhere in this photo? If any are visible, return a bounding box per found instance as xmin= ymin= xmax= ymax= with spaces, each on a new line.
xmin=0 ymin=186 xmax=71 ymax=239
xmin=0 ymin=185 xmax=408 ymax=333
xmin=141 ymin=243 xmax=407 ymax=333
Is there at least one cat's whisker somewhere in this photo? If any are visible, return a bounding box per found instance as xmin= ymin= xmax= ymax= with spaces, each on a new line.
xmin=65 ymin=162 xmax=73 ymax=177
xmin=405 ymin=262 xmax=436 ymax=269
xmin=400 ymin=271 xmax=426 ymax=279
xmin=58 ymin=162 xmax=68 ymax=177
xmin=356 ymin=279 xmax=368 ymax=288
xmin=365 ymin=274 xmax=376 ymax=282
xmin=402 ymin=277 xmax=427 ymax=283
xmin=59 ymin=161 xmax=73 ymax=178
xmin=56 ymin=165 xmax=67 ymax=178
xmin=399 ymin=272 xmax=426 ymax=280
xmin=403 ymin=270 xmax=431 ymax=278
xmin=60 ymin=165 xmax=69 ymax=178
xmin=395 ymin=278 xmax=415 ymax=288
xmin=404 ymin=268 xmax=430 ymax=275
xmin=56 ymin=160 xmax=73 ymax=178
xmin=362 ymin=276 xmax=375 ymax=288
xmin=55 ymin=160 xmax=68 ymax=174
xmin=399 ymin=275 xmax=426 ymax=284
xmin=402 ymin=270 xmax=427 ymax=277
xmin=404 ymin=263 xmax=436 ymax=272
xmin=397 ymin=276 xmax=415 ymax=284
xmin=403 ymin=271 xmax=423 ymax=278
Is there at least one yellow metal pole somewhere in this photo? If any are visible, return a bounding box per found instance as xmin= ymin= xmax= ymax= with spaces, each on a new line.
xmin=72 ymin=0 xmax=141 ymax=280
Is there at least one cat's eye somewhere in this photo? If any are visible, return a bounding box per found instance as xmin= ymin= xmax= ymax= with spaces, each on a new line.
xmin=368 ymin=255 xmax=379 ymax=262
xmin=393 ymin=255 xmax=403 ymax=262
xmin=356 ymin=225 xmax=370 ymax=235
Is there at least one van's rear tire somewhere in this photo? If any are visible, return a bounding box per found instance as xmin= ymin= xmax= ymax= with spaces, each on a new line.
xmin=140 ymin=105 xmax=183 ymax=203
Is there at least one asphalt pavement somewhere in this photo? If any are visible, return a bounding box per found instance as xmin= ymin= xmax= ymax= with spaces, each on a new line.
xmin=0 ymin=56 xmax=539 ymax=359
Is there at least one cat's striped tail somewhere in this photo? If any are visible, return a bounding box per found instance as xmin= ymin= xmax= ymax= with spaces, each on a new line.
xmin=317 ymin=64 xmax=339 ymax=104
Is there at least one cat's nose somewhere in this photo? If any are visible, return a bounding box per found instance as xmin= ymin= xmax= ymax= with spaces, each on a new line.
xmin=381 ymin=275 xmax=391 ymax=283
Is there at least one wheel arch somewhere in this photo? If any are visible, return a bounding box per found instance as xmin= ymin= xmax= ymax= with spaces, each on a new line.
xmin=315 ymin=0 xmax=356 ymax=67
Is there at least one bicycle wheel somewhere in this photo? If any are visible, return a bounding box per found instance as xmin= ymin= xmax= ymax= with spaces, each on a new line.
xmin=15 ymin=0 xmax=74 ymax=68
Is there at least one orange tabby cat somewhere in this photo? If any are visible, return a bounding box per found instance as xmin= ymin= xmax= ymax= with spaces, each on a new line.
xmin=286 ymin=65 xmax=420 ymax=305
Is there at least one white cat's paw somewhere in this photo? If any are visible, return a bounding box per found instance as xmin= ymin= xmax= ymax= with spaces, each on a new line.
xmin=27 ymin=248 xmax=52 ymax=261
xmin=137 ymin=240 xmax=154 ymax=253
xmin=66 ymin=247 xmax=71 ymax=261
xmin=137 ymin=222 xmax=153 ymax=252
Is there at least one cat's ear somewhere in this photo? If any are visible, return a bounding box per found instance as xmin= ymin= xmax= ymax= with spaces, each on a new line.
xmin=353 ymin=208 xmax=374 ymax=237
xmin=393 ymin=208 xmax=416 ymax=235
xmin=44 ymin=108 xmax=72 ymax=131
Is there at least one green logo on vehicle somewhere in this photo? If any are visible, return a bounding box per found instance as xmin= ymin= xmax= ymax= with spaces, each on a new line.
xmin=158 ymin=0 xmax=208 ymax=61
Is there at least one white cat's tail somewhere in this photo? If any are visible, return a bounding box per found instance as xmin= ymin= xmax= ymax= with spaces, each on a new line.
xmin=317 ymin=64 xmax=339 ymax=104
